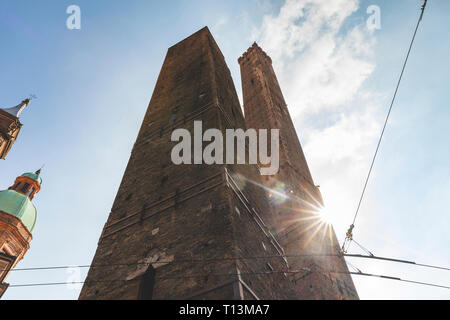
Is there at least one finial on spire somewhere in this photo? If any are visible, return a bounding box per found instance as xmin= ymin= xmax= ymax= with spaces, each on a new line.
xmin=1 ymin=97 xmax=33 ymax=118
xmin=35 ymin=164 xmax=44 ymax=176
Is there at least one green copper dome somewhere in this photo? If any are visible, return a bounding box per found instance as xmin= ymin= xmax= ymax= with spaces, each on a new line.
xmin=21 ymin=172 xmax=42 ymax=185
xmin=0 ymin=190 xmax=37 ymax=233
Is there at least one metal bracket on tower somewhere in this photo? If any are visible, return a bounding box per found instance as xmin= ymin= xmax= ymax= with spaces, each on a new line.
xmin=341 ymin=224 xmax=354 ymax=253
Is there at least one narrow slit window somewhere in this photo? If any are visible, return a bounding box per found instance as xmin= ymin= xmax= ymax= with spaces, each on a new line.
xmin=138 ymin=266 xmax=156 ymax=300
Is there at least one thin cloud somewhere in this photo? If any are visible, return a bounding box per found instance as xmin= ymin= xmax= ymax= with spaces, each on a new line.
xmin=254 ymin=0 xmax=375 ymax=116
xmin=253 ymin=0 xmax=383 ymax=262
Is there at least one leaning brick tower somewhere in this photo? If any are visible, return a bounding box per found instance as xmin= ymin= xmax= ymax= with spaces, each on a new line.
xmin=239 ymin=43 xmax=358 ymax=299
xmin=79 ymin=27 xmax=293 ymax=300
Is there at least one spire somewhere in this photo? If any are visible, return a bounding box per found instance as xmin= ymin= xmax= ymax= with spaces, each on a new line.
xmin=0 ymin=97 xmax=34 ymax=159
xmin=0 ymin=98 xmax=31 ymax=118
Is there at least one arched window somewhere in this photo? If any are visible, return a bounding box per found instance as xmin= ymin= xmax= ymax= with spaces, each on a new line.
xmin=138 ymin=266 xmax=155 ymax=300
xmin=20 ymin=183 xmax=30 ymax=194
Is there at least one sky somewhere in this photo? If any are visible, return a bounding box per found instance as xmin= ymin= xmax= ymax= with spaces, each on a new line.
xmin=0 ymin=0 xmax=449 ymax=300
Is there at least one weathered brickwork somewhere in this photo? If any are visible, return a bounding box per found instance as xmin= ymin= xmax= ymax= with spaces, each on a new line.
xmin=239 ymin=43 xmax=358 ymax=299
xmin=80 ymin=27 xmax=358 ymax=300
xmin=79 ymin=27 xmax=291 ymax=300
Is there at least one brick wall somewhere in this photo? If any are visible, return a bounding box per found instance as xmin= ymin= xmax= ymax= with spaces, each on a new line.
xmin=239 ymin=43 xmax=358 ymax=300
xmin=79 ymin=27 xmax=292 ymax=300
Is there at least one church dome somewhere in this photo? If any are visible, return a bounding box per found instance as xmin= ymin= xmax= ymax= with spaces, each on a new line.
xmin=0 ymin=190 xmax=37 ymax=233
xmin=21 ymin=171 xmax=43 ymax=185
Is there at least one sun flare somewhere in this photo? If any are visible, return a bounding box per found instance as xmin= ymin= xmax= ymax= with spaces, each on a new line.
xmin=319 ymin=206 xmax=334 ymax=224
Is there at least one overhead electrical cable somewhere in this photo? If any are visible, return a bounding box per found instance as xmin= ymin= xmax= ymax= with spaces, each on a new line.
xmin=3 ymin=251 xmax=449 ymax=273
xmin=343 ymin=0 xmax=428 ymax=252
xmin=8 ymin=268 xmax=450 ymax=291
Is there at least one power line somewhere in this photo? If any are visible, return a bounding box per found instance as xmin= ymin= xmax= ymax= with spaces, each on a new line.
xmin=8 ymin=268 xmax=450 ymax=291
xmin=3 ymin=253 xmax=329 ymax=272
xmin=4 ymin=251 xmax=449 ymax=273
xmin=349 ymin=271 xmax=450 ymax=290
xmin=345 ymin=254 xmax=450 ymax=272
xmin=415 ymin=262 xmax=450 ymax=272
xmin=345 ymin=237 xmax=450 ymax=271
xmin=352 ymin=239 xmax=374 ymax=256
xmin=343 ymin=0 xmax=428 ymax=252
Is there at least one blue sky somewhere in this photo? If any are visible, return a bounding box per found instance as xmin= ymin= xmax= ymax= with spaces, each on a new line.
xmin=0 ymin=0 xmax=449 ymax=299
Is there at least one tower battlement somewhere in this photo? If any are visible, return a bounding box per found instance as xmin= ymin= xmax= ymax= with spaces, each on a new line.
xmin=238 ymin=42 xmax=272 ymax=66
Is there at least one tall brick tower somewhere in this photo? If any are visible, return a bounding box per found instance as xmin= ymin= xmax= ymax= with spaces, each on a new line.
xmin=79 ymin=27 xmax=293 ymax=300
xmin=0 ymin=170 xmax=42 ymax=298
xmin=80 ymin=28 xmax=358 ymax=300
xmin=239 ymin=43 xmax=358 ymax=299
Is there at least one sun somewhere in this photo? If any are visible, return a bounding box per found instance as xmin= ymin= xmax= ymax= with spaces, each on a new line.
xmin=318 ymin=206 xmax=334 ymax=224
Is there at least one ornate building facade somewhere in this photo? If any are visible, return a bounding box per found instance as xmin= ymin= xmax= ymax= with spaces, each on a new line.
xmin=0 ymin=99 xmax=30 ymax=159
xmin=0 ymin=170 xmax=42 ymax=298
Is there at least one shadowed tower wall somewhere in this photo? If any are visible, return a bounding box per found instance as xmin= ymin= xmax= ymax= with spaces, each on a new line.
xmin=79 ymin=27 xmax=292 ymax=300
xmin=239 ymin=43 xmax=358 ymax=299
